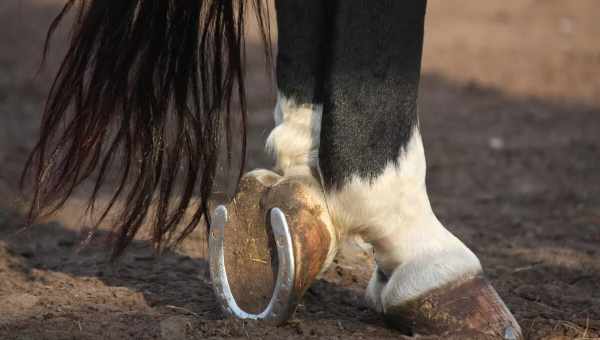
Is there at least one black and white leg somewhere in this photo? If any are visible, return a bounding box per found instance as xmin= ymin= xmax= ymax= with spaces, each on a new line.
xmin=266 ymin=0 xmax=338 ymax=268
xmin=316 ymin=1 xmax=522 ymax=337
xmin=264 ymin=0 xmax=521 ymax=337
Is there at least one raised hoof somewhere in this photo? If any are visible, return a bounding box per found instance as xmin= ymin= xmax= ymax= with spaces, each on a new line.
xmin=383 ymin=275 xmax=523 ymax=339
xmin=209 ymin=171 xmax=333 ymax=323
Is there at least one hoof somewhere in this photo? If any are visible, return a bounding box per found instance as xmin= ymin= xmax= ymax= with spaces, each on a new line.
xmin=209 ymin=170 xmax=333 ymax=323
xmin=383 ymin=275 xmax=523 ymax=339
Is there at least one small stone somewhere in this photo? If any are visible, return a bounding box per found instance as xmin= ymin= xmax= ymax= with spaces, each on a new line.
xmin=489 ymin=137 xmax=504 ymax=150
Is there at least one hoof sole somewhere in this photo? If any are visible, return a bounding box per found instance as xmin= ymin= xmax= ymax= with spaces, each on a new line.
xmin=208 ymin=172 xmax=333 ymax=323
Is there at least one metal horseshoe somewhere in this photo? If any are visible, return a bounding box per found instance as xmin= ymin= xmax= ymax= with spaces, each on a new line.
xmin=208 ymin=205 xmax=296 ymax=322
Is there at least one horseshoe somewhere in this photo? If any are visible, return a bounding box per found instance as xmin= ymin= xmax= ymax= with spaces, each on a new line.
xmin=209 ymin=205 xmax=296 ymax=322
xmin=207 ymin=172 xmax=334 ymax=323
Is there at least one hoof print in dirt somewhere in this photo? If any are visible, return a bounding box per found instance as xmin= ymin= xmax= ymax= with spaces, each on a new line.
xmin=383 ymin=275 xmax=523 ymax=339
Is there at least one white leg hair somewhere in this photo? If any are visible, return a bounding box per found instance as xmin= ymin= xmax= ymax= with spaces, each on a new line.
xmin=266 ymin=92 xmax=322 ymax=174
xmin=325 ymin=127 xmax=483 ymax=313
xmin=265 ymin=92 xmax=338 ymax=271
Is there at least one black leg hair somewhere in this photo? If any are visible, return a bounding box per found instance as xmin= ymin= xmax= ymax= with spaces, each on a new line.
xmin=319 ymin=0 xmax=427 ymax=189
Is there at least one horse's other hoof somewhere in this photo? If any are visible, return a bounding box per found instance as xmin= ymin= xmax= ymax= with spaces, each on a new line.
xmin=209 ymin=169 xmax=334 ymax=323
xmin=383 ymin=275 xmax=523 ymax=339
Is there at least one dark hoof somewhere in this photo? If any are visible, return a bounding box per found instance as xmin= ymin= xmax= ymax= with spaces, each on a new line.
xmin=383 ymin=275 xmax=523 ymax=339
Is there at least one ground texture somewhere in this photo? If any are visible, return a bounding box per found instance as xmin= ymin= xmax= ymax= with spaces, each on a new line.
xmin=1 ymin=1 xmax=599 ymax=339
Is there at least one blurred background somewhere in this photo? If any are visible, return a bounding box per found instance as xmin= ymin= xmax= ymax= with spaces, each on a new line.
xmin=0 ymin=1 xmax=599 ymax=339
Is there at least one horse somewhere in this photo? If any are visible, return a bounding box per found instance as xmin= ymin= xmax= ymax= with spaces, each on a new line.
xmin=22 ymin=0 xmax=522 ymax=338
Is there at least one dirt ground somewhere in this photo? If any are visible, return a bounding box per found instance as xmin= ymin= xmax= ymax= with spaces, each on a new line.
xmin=1 ymin=1 xmax=599 ymax=339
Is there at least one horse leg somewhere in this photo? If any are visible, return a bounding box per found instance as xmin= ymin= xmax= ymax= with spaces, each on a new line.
xmin=267 ymin=0 xmax=325 ymax=177
xmin=210 ymin=0 xmax=343 ymax=320
xmin=316 ymin=1 xmax=523 ymax=338
xmin=266 ymin=0 xmax=339 ymax=268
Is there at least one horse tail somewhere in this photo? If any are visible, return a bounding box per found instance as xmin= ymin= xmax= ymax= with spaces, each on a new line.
xmin=21 ymin=0 xmax=272 ymax=258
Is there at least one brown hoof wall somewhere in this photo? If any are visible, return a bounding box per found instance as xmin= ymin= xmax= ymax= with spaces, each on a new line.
xmin=383 ymin=275 xmax=523 ymax=339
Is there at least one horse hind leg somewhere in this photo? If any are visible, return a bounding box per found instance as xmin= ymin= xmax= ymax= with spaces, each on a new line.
xmin=265 ymin=0 xmax=339 ymax=271
xmin=208 ymin=0 xmax=339 ymax=320
xmin=316 ymin=1 xmax=523 ymax=338
xmin=268 ymin=0 xmax=521 ymax=337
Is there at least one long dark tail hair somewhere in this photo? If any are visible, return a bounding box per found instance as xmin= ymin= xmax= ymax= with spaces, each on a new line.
xmin=21 ymin=0 xmax=271 ymax=258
